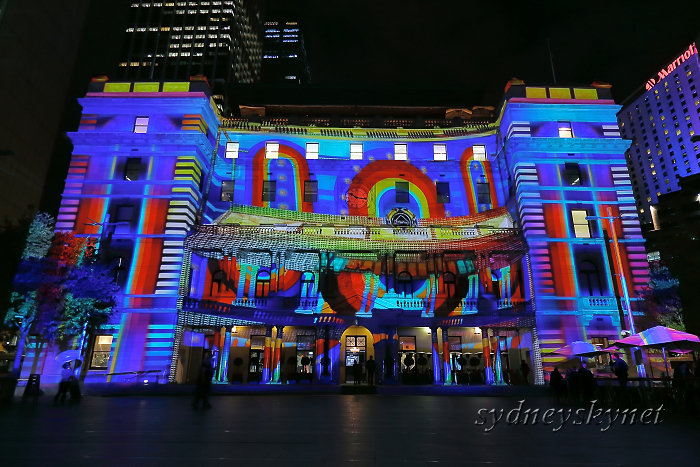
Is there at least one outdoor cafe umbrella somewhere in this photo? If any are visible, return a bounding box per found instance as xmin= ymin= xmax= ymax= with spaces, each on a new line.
xmin=603 ymin=326 xmax=700 ymax=376
xmin=549 ymin=341 xmax=607 ymax=358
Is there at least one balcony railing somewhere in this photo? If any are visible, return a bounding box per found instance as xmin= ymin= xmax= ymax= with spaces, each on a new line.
xmin=579 ymin=296 xmax=618 ymax=311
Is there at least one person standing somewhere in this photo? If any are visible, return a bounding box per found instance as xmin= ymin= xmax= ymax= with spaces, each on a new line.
xmin=54 ymin=363 xmax=73 ymax=405
xmin=352 ymin=358 xmax=361 ymax=385
xmin=611 ymin=355 xmax=629 ymax=387
xmin=366 ymin=355 xmax=376 ymax=386
xmin=520 ymin=359 xmax=531 ymax=386
xmin=192 ymin=350 xmax=214 ymax=409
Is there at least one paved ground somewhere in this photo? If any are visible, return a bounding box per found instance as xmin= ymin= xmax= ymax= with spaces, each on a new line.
xmin=1 ymin=392 xmax=697 ymax=467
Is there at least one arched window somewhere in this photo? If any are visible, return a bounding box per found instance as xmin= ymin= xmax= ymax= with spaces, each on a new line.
xmin=211 ymin=270 xmax=224 ymax=295
xmin=578 ymin=261 xmax=603 ymax=296
xmin=443 ymin=272 xmax=456 ymax=298
xmin=397 ymin=271 xmax=413 ymax=298
xmin=109 ymin=257 xmax=127 ymax=287
xmin=255 ymin=270 xmax=271 ymax=298
xmin=300 ymin=271 xmax=315 ymax=297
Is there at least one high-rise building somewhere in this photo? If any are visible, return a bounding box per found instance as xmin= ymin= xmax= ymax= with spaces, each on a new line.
xmin=17 ymin=78 xmax=657 ymax=385
xmin=617 ymin=41 xmax=700 ymax=225
xmin=262 ymin=18 xmax=310 ymax=84
xmin=119 ymin=0 xmax=264 ymax=84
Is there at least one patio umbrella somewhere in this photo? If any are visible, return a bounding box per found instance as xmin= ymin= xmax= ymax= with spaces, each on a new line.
xmin=549 ymin=341 xmax=606 ymax=358
xmin=603 ymin=326 xmax=700 ymax=376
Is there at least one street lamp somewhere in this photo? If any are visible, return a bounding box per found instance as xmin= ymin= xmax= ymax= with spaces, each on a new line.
xmin=586 ymin=207 xmax=647 ymax=378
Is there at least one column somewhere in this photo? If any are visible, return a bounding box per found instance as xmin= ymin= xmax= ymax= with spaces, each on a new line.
xmin=493 ymin=332 xmax=506 ymax=385
xmin=431 ymin=327 xmax=442 ymax=385
xmin=262 ymin=325 xmax=273 ymax=384
xmin=441 ymin=326 xmax=453 ymax=385
xmin=482 ymin=328 xmax=494 ymax=385
xmin=271 ymin=325 xmax=284 ymax=384
xmin=330 ymin=327 xmax=343 ymax=383
xmin=315 ymin=325 xmax=325 ymax=381
xmin=384 ymin=326 xmax=398 ymax=384
xmin=372 ymin=328 xmax=387 ymax=385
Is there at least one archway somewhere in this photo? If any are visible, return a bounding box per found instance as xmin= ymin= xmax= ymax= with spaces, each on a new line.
xmin=340 ymin=325 xmax=375 ymax=384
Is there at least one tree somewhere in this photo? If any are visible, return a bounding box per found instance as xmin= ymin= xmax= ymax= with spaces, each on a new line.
xmin=4 ymin=214 xmax=63 ymax=376
xmin=640 ymin=261 xmax=685 ymax=331
xmin=58 ymin=261 xmax=119 ymax=376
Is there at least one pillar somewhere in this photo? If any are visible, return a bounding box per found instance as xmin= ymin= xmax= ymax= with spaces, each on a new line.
xmin=271 ymin=325 xmax=284 ymax=384
xmin=261 ymin=325 xmax=273 ymax=383
xmin=330 ymin=327 xmax=343 ymax=383
xmin=482 ymin=329 xmax=494 ymax=385
xmin=441 ymin=327 xmax=453 ymax=385
xmin=431 ymin=327 xmax=442 ymax=385
xmin=384 ymin=326 xmax=398 ymax=384
xmin=493 ymin=333 xmax=506 ymax=385
xmin=373 ymin=329 xmax=387 ymax=384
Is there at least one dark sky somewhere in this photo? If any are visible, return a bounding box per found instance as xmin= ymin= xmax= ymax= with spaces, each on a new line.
xmin=272 ymin=0 xmax=699 ymax=104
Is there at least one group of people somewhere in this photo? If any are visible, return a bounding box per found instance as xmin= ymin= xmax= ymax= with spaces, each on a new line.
xmin=54 ymin=362 xmax=81 ymax=404
xmin=352 ymin=355 xmax=377 ymax=386
xmin=549 ymin=362 xmax=597 ymax=403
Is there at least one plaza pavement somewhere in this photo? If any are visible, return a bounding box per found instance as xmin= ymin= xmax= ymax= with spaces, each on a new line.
xmin=1 ymin=386 xmax=697 ymax=466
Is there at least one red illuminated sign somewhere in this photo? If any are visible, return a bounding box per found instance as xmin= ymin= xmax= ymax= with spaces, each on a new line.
xmin=645 ymin=43 xmax=698 ymax=91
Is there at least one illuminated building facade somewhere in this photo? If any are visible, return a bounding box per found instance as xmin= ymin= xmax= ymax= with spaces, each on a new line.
xmin=262 ymin=18 xmax=311 ymax=84
xmin=618 ymin=41 xmax=700 ymax=226
xmin=23 ymin=79 xmax=649 ymax=386
xmin=119 ymin=0 xmax=264 ymax=85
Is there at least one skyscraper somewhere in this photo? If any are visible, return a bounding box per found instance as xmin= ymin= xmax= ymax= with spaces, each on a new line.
xmin=262 ymin=18 xmax=310 ymax=84
xmin=119 ymin=0 xmax=264 ymax=84
xmin=617 ymin=40 xmax=700 ymax=225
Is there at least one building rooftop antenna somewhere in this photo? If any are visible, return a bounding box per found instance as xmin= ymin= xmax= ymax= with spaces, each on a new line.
xmin=548 ymin=39 xmax=557 ymax=84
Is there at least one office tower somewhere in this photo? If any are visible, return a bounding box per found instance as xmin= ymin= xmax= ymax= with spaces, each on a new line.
xmin=617 ymin=41 xmax=700 ymax=225
xmin=262 ymin=18 xmax=310 ymax=84
xmin=119 ymin=0 xmax=264 ymax=84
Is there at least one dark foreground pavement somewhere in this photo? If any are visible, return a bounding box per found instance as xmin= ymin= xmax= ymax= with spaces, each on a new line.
xmin=1 ymin=393 xmax=697 ymax=467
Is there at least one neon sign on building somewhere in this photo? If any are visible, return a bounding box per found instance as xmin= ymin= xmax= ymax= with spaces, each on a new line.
xmin=645 ymin=43 xmax=698 ymax=90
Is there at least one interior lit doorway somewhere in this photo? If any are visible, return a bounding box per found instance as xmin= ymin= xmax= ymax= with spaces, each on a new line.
xmin=344 ymin=335 xmax=366 ymax=383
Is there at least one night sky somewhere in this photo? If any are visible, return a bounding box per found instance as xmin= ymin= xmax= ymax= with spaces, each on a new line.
xmin=274 ymin=0 xmax=699 ymax=104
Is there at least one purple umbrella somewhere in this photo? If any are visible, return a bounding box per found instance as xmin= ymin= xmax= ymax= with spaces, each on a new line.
xmin=549 ymin=341 xmax=606 ymax=358
xmin=604 ymin=326 xmax=700 ymax=376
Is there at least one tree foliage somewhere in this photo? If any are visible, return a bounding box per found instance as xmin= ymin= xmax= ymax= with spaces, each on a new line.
xmin=640 ymin=261 xmax=685 ymax=331
xmin=4 ymin=212 xmax=118 ymax=375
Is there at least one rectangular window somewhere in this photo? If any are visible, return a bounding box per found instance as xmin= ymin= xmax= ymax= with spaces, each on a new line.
xmin=265 ymin=142 xmax=279 ymax=159
xmin=262 ymin=180 xmax=276 ymax=202
xmin=564 ymin=162 xmax=581 ymax=185
xmin=305 ymin=142 xmax=319 ymax=159
xmin=433 ymin=143 xmax=447 ymax=161
xmin=436 ymin=182 xmax=450 ymax=203
xmin=395 ymin=181 xmax=409 ymax=203
xmin=225 ymin=141 xmax=239 ymax=159
xmin=571 ymin=209 xmax=591 ymax=238
xmin=558 ymin=121 xmax=573 ymax=138
xmin=350 ymin=143 xmax=363 ymax=160
xmin=394 ymin=143 xmax=407 ymax=161
xmin=90 ymin=335 xmax=113 ymax=369
xmin=304 ymin=180 xmax=318 ymax=202
xmin=473 ymin=145 xmax=487 ymax=161
xmin=477 ymin=181 xmax=490 ymax=204
xmin=134 ymin=117 xmax=149 ymax=133
xmin=124 ymin=157 xmax=141 ymax=181
xmin=220 ymin=180 xmax=233 ymax=201
xmin=115 ymin=205 xmax=135 ymax=222
xmin=399 ymin=336 xmax=416 ymax=351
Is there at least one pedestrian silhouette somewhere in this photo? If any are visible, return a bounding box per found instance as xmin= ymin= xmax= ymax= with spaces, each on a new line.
xmin=353 ymin=359 xmax=361 ymax=385
xmin=54 ymin=363 xmax=72 ymax=405
xmin=520 ymin=360 xmax=531 ymax=386
xmin=366 ymin=355 xmax=376 ymax=386
xmin=192 ymin=350 xmax=214 ymax=409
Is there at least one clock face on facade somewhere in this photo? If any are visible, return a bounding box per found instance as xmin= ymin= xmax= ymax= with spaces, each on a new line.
xmin=347 ymin=186 xmax=368 ymax=208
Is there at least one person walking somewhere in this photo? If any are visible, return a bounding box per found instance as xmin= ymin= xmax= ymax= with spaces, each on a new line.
xmin=192 ymin=350 xmax=214 ymax=409
xmin=54 ymin=363 xmax=73 ymax=405
xmin=366 ymin=355 xmax=376 ymax=386
xmin=520 ymin=360 xmax=531 ymax=386
xmin=352 ymin=358 xmax=361 ymax=385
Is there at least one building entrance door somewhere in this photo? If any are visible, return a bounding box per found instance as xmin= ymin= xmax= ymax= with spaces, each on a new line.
xmin=248 ymin=335 xmax=265 ymax=383
xmin=344 ymin=335 xmax=366 ymax=383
